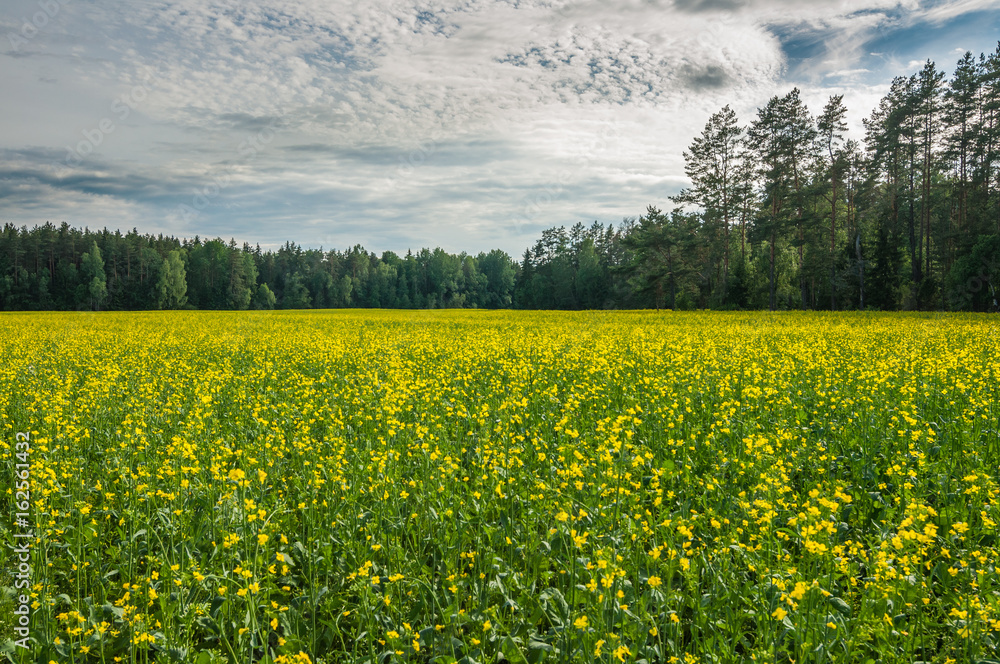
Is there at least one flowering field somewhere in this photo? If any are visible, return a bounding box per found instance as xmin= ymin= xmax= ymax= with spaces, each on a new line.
xmin=1 ymin=310 xmax=999 ymax=664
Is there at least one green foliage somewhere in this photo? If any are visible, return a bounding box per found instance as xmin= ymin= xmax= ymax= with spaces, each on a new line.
xmin=619 ymin=207 xmax=694 ymax=310
xmin=281 ymin=272 xmax=312 ymax=309
xmin=157 ymin=250 xmax=188 ymax=309
xmin=79 ymin=240 xmax=108 ymax=311
xmin=252 ymin=283 xmax=277 ymax=310
xmin=947 ymin=234 xmax=1000 ymax=311
xmin=227 ymin=250 xmax=257 ymax=310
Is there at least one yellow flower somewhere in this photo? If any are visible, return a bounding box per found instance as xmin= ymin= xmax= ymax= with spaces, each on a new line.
xmin=648 ymin=576 xmax=662 ymax=588
xmin=574 ymin=615 xmax=588 ymax=629
xmin=772 ymin=607 xmax=788 ymax=621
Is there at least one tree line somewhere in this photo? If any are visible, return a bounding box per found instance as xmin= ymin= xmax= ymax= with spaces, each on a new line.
xmin=2 ymin=49 xmax=999 ymax=312
xmin=0 ymin=224 xmax=520 ymax=311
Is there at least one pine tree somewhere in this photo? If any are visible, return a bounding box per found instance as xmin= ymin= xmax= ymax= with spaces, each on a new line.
xmin=748 ymin=93 xmax=815 ymax=310
xmin=672 ymin=105 xmax=744 ymax=303
xmin=817 ymin=95 xmax=849 ymax=309
xmin=916 ymin=60 xmax=946 ymax=305
xmin=619 ymin=206 xmax=691 ymax=310
xmin=945 ymin=52 xmax=980 ymax=254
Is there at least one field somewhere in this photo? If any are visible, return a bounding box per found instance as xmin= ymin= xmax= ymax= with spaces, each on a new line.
xmin=1 ymin=310 xmax=999 ymax=664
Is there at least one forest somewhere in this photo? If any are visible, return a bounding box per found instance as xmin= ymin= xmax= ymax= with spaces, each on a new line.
xmin=1 ymin=49 xmax=999 ymax=312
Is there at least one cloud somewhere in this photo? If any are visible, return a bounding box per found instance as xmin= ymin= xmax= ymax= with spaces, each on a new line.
xmin=673 ymin=0 xmax=749 ymax=11
xmin=825 ymin=68 xmax=872 ymax=77
xmin=1 ymin=0 xmax=999 ymax=255
xmin=681 ymin=64 xmax=732 ymax=90
xmin=916 ymin=0 xmax=1000 ymax=24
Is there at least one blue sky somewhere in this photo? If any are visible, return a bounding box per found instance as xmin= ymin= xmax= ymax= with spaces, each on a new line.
xmin=1 ymin=0 xmax=998 ymax=256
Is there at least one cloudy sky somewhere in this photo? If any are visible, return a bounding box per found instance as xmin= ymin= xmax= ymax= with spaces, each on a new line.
xmin=2 ymin=0 xmax=999 ymax=255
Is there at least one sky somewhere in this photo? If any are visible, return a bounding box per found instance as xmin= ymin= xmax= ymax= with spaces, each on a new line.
xmin=1 ymin=0 xmax=999 ymax=256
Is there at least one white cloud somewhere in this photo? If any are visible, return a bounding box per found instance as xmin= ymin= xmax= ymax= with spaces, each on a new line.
xmin=916 ymin=0 xmax=1000 ymax=24
xmin=0 ymin=0 xmax=998 ymax=254
xmin=825 ymin=68 xmax=872 ymax=77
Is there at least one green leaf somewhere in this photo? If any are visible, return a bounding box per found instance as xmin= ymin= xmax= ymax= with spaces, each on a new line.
xmin=193 ymin=652 xmax=222 ymax=664
xmin=827 ymin=596 xmax=852 ymax=617
xmin=539 ymin=588 xmax=568 ymax=626
xmin=210 ymin=595 xmax=226 ymax=620
xmin=526 ymin=638 xmax=553 ymax=664
xmin=167 ymin=647 xmax=188 ymax=662
xmin=500 ymin=636 xmax=529 ymax=664
xmin=195 ymin=615 xmax=219 ymax=634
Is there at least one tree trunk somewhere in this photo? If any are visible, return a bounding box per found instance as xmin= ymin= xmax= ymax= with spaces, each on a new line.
xmin=668 ymin=248 xmax=676 ymax=310
xmin=830 ymin=167 xmax=838 ymax=310
xmin=922 ymin=112 xmax=933 ymax=300
xmin=799 ymin=223 xmax=807 ymax=309
xmin=856 ymin=234 xmax=865 ymax=310
xmin=769 ymin=229 xmax=776 ymax=311
xmin=909 ymin=146 xmax=920 ymax=286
